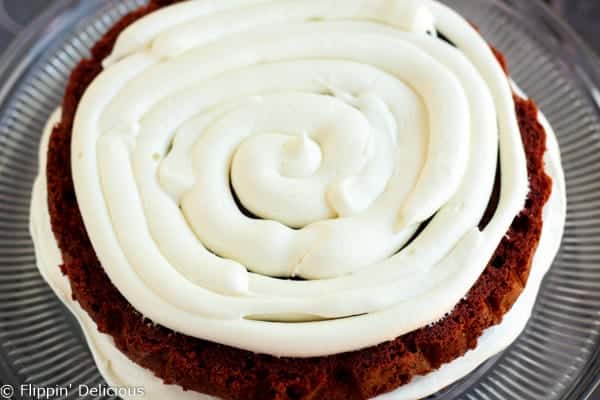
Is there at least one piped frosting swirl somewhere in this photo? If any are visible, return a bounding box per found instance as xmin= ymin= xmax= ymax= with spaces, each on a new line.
xmin=71 ymin=0 xmax=528 ymax=356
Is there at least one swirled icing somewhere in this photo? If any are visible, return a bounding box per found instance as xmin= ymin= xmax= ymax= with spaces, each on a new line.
xmin=68 ymin=0 xmax=529 ymax=356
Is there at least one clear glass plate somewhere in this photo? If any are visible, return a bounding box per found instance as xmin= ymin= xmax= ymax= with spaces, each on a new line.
xmin=0 ymin=0 xmax=598 ymax=399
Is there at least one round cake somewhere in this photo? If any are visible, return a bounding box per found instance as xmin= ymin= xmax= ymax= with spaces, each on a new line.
xmin=30 ymin=0 xmax=566 ymax=399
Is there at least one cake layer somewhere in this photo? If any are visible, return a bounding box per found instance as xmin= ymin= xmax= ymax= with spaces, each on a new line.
xmin=33 ymin=0 xmax=559 ymax=398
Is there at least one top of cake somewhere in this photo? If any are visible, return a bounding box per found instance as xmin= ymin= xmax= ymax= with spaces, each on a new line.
xmin=30 ymin=0 xmax=566 ymax=399
xmin=67 ymin=0 xmax=530 ymax=357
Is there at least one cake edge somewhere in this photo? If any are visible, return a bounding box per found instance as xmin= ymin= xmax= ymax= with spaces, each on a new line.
xmin=30 ymin=1 xmax=563 ymax=398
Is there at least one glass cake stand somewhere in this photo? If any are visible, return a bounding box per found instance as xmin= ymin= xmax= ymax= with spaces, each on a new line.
xmin=0 ymin=1 xmax=599 ymax=399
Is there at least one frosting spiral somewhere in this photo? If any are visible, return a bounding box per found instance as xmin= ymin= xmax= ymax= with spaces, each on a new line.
xmin=71 ymin=0 xmax=528 ymax=356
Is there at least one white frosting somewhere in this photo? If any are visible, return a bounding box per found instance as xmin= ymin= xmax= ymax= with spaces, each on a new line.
xmin=57 ymin=0 xmax=534 ymax=357
xmin=30 ymin=102 xmax=566 ymax=399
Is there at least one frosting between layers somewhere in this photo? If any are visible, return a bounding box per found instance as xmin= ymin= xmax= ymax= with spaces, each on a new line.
xmin=68 ymin=0 xmax=530 ymax=356
xmin=30 ymin=105 xmax=566 ymax=399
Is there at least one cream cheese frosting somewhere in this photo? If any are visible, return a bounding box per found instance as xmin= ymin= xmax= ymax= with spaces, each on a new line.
xmin=30 ymin=103 xmax=566 ymax=399
xmin=53 ymin=0 xmax=533 ymax=357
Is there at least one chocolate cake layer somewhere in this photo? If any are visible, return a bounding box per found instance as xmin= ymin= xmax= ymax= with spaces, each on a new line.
xmin=45 ymin=1 xmax=552 ymax=399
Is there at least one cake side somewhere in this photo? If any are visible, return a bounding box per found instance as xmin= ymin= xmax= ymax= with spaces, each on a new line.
xmin=44 ymin=1 xmax=553 ymax=399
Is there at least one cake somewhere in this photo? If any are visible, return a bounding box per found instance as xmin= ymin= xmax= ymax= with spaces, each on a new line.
xmin=29 ymin=0 xmax=567 ymax=399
